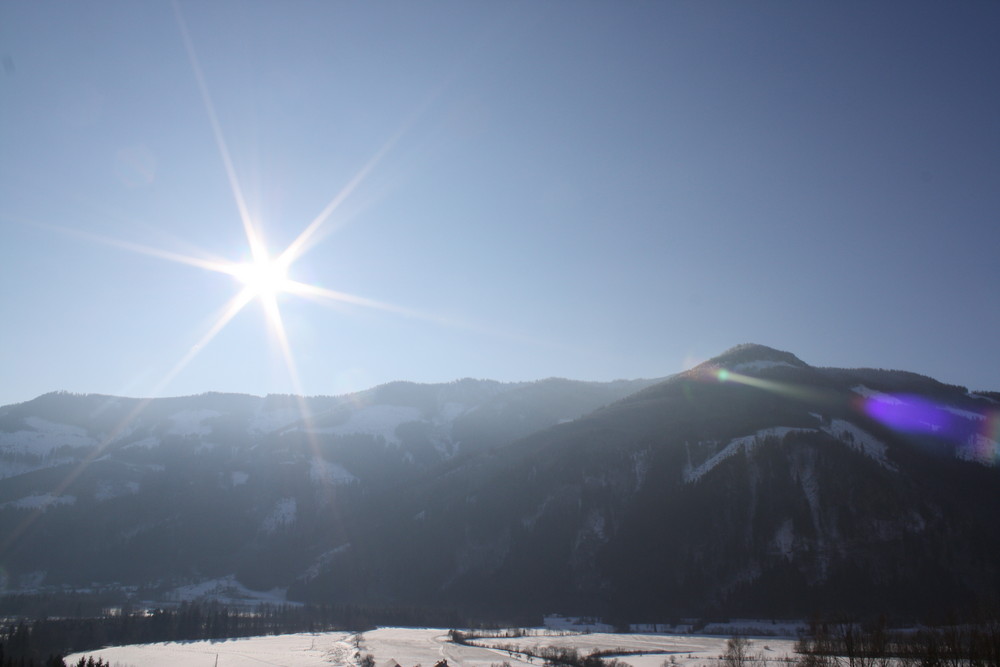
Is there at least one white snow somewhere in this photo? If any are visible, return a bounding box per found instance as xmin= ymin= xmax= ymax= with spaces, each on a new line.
xmin=94 ymin=480 xmax=140 ymax=501
xmin=248 ymin=405 xmax=302 ymax=434
xmin=123 ymin=435 xmax=160 ymax=450
xmin=0 ymin=417 xmax=97 ymax=455
xmin=684 ymin=427 xmax=808 ymax=483
xmin=164 ymin=574 xmax=289 ymax=606
xmin=231 ymin=471 xmax=249 ymax=486
xmin=631 ymin=449 xmax=651 ymax=492
xmin=732 ymin=360 xmax=796 ymax=372
xmin=944 ymin=406 xmax=986 ymax=421
xmin=309 ymin=458 xmax=357 ymax=485
xmin=580 ymin=509 xmax=607 ymax=542
xmin=772 ymin=519 xmax=794 ymax=558
xmin=306 ymin=405 xmax=422 ymax=445
xmin=262 ymin=497 xmax=297 ymax=533
xmin=474 ymin=628 xmax=799 ymax=666
xmin=438 ymin=401 xmax=468 ymax=423
xmin=958 ymin=434 xmax=999 ymax=465
xmin=2 ymin=493 xmax=76 ymax=510
xmin=0 ymin=460 xmax=36 ymax=479
xmin=166 ymin=409 xmax=220 ymax=437
xmin=68 ymin=626 xmax=801 ymax=667
xmin=850 ymin=385 xmax=904 ymax=404
xmin=821 ymin=419 xmax=895 ymax=470
xmin=684 ymin=418 xmax=896 ymax=484
xmin=299 ymin=544 xmax=351 ymax=582
xmin=0 ymin=458 xmax=73 ymax=480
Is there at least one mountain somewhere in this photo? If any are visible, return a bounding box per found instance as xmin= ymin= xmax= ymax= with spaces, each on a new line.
xmin=0 ymin=376 xmax=657 ymax=608
xmin=1 ymin=346 xmax=998 ymax=621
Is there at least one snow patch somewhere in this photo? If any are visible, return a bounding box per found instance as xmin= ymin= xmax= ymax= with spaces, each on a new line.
xmin=299 ymin=544 xmax=351 ymax=583
xmin=306 ymin=405 xmax=422 ymax=445
xmin=231 ymin=471 xmax=249 ymax=486
xmin=248 ymin=406 xmax=302 ymax=434
xmin=2 ymin=493 xmax=76 ymax=510
xmin=164 ymin=575 xmax=289 ymax=606
xmin=94 ymin=481 xmax=140 ymax=501
xmin=851 ymin=385 xmax=904 ymax=404
xmin=0 ymin=417 xmax=97 ymax=455
xmin=437 ymin=402 xmax=467 ymax=423
xmin=581 ymin=509 xmax=606 ymax=542
xmin=944 ymin=406 xmax=986 ymax=421
xmin=262 ymin=497 xmax=297 ymax=533
xmin=123 ymin=436 xmax=160 ymax=450
xmin=821 ymin=419 xmax=895 ymax=469
xmin=732 ymin=360 xmax=796 ymax=372
xmin=685 ymin=427 xmax=808 ymax=483
xmin=958 ymin=434 xmax=999 ymax=465
xmin=631 ymin=449 xmax=650 ymax=492
xmin=166 ymin=409 xmax=220 ymax=437
xmin=0 ymin=458 xmax=73 ymax=480
xmin=309 ymin=459 xmax=357 ymax=485
xmin=773 ymin=519 xmax=794 ymax=558
xmin=69 ymin=627 xmax=802 ymax=667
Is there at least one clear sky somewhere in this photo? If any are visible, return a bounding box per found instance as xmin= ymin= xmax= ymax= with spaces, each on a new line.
xmin=1 ymin=1 xmax=998 ymax=407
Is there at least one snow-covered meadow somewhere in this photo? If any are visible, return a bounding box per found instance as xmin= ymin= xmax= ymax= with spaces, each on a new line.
xmin=66 ymin=627 xmax=799 ymax=667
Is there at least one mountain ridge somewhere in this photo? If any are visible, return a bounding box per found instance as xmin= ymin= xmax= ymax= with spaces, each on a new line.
xmin=1 ymin=345 xmax=998 ymax=620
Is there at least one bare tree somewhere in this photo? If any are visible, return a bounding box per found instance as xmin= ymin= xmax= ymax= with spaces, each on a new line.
xmin=724 ymin=635 xmax=768 ymax=667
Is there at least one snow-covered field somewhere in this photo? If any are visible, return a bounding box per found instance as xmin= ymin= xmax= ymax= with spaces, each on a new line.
xmin=66 ymin=627 xmax=799 ymax=667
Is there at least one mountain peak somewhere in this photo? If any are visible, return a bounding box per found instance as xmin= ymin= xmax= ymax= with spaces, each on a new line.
xmin=702 ymin=343 xmax=810 ymax=371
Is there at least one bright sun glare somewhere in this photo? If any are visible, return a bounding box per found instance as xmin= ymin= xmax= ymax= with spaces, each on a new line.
xmin=53 ymin=4 xmax=437 ymax=403
xmin=232 ymin=254 xmax=291 ymax=298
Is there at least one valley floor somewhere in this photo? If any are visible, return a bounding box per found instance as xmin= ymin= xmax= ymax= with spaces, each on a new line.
xmin=65 ymin=627 xmax=799 ymax=667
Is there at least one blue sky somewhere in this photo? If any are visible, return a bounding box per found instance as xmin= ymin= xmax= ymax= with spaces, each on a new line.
xmin=1 ymin=1 xmax=998 ymax=407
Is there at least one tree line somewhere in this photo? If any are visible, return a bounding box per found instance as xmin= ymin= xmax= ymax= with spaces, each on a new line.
xmin=793 ymin=616 xmax=1000 ymax=667
xmin=1 ymin=600 xmax=466 ymax=662
xmin=0 ymin=641 xmax=110 ymax=667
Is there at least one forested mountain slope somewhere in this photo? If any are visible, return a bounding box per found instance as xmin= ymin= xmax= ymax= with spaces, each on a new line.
xmin=1 ymin=345 xmax=997 ymax=620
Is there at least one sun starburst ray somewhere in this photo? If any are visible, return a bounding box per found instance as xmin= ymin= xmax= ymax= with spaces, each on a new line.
xmin=278 ymin=129 xmax=407 ymax=269
xmin=172 ymin=1 xmax=265 ymax=264
xmin=160 ymin=288 xmax=258 ymax=390
xmin=41 ymin=222 xmax=237 ymax=276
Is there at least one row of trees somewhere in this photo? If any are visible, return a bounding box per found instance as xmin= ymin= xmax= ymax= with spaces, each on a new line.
xmin=793 ymin=617 xmax=1000 ymax=667
xmin=0 ymin=643 xmax=110 ymax=667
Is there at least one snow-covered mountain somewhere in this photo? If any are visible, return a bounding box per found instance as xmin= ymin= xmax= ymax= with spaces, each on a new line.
xmin=0 ymin=377 xmax=657 ymax=605
xmin=1 ymin=346 xmax=998 ymax=620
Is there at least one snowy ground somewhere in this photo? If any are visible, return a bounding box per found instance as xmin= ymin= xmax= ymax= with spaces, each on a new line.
xmin=66 ymin=627 xmax=799 ymax=667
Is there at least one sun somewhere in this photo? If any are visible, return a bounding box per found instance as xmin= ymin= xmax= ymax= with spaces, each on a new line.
xmin=231 ymin=253 xmax=292 ymax=299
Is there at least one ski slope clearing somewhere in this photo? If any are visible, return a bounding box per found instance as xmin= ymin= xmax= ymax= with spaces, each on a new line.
xmin=66 ymin=627 xmax=798 ymax=667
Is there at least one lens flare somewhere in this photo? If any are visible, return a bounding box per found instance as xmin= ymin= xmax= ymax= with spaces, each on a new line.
xmin=853 ymin=391 xmax=998 ymax=464
xmin=861 ymin=394 xmax=953 ymax=435
xmin=697 ymin=365 xmax=836 ymax=406
xmin=694 ymin=364 xmax=999 ymax=467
